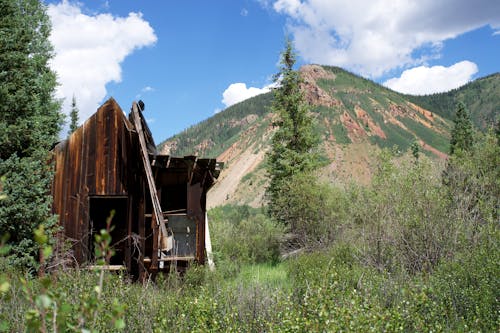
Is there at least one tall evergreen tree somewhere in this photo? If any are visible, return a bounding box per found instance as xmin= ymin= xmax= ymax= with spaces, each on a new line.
xmin=266 ymin=39 xmax=321 ymax=224
xmin=0 ymin=0 xmax=63 ymax=270
xmin=68 ymin=95 xmax=80 ymax=136
xmin=449 ymin=102 xmax=474 ymax=156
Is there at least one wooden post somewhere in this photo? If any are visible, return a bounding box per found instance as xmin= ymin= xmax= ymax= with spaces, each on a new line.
xmin=150 ymin=209 xmax=159 ymax=271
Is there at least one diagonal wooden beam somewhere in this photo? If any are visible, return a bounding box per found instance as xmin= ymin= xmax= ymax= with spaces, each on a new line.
xmin=130 ymin=102 xmax=168 ymax=242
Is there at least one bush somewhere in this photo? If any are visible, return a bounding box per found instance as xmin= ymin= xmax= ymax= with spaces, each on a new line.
xmin=348 ymin=150 xmax=457 ymax=273
xmin=429 ymin=230 xmax=500 ymax=331
xmin=271 ymin=172 xmax=349 ymax=249
xmin=209 ymin=205 xmax=284 ymax=266
xmin=444 ymin=131 xmax=500 ymax=245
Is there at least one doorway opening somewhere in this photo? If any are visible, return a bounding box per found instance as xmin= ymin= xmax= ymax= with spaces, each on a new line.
xmin=88 ymin=196 xmax=128 ymax=265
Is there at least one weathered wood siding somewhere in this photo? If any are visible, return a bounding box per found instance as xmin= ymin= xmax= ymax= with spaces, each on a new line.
xmin=52 ymin=98 xmax=139 ymax=262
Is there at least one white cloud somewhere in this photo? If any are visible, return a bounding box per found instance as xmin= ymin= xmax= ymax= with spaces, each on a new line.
xmin=383 ymin=61 xmax=478 ymax=95
xmin=135 ymin=86 xmax=156 ymax=100
xmin=141 ymin=86 xmax=155 ymax=93
xmin=271 ymin=0 xmax=500 ymax=78
xmin=47 ymin=0 xmax=157 ymax=127
xmin=241 ymin=8 xmax=249 ymax=17
xmin=222 ymin=83 xmax=272 ymax=107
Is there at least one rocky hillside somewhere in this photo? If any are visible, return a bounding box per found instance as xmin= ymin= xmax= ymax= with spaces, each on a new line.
xmin=158 ymin=65 xmax=498 ymax=208
xmin=406 ymin=72 xmax=500 ymax=130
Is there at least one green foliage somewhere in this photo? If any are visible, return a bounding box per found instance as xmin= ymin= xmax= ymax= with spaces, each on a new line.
xmin=266 ymin=40 xmax=322 ymax=224
xmin=68 ymin=95 xmax=79 ymax=136
xmin=331 ymin=122 xmax=352 ymax=144
xmin=0 ymin=0 xmax=62 ymax=158
xmin=0 ymin=155 xmax=58 ymax=271
xmin=285 ymin=241 xmax=499 ymax=332
xmin=0 ymin=0 xmax=63 ymax=271
xmin=312 ymin=105 xmax=352 ymax=144
xmin=370 ymin=122 xmax=414 ymax=152
xmin=450 ymin=102 xmax=474 ymax=155
xmin=2 ymin=243 xmax=496 ymax=332
xmin=271 ymin=172 xmax=348 ymax=248
xmin=400 ymin=116 xmax=450 ymax=153
xmin=359 ymin=151 xmax=454 ymax=273
xmin=0 ymin=212 xmax=127 ymax=332
xmin=444 ymin=131 xmax=500 ymax=237
xmin=429 ymin=235 xmax=500 ymax=331
xmin=410 ymin=140 xmax=420 ymax=160
xmin=209 ymin=205 xmax=284 ymax=268
xmin=1 ymin=183 xmax=498 ymax=332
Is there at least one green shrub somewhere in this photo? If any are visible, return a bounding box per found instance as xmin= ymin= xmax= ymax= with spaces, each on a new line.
xmin=429 ymin=232 xmax=500 ymax=331
xmin=444 ymin=131 xmax=500 ymax=244
xmin=209 ymin=205 xmax=284 ymax=266
xmin=271 ymin=172 xmax=349 ymax=249
xmin=348 ymin=150 xmax=457 ymax=273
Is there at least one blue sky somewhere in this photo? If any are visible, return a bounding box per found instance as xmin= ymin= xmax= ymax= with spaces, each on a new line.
xmin=45 ymin=0 xmax=500 ymax=143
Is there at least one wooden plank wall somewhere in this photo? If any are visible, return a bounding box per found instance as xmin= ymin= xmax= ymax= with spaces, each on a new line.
xmin=52 ymin=98 xmax=137 ymax=263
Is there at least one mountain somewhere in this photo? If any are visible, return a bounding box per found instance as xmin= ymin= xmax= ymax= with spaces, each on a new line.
xmin=158 ymin=65 xmax=498 ymax=208
xmin=405 ymin=72 xmax=500 ymax=130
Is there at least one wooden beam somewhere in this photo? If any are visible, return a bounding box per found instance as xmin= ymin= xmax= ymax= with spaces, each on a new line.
xmin=150 ymin=210 xmax=159 ymax=271
xmin=87 ymin=265 xmax=126 ymax=271
xmin=130 ymin=102 xmax=168 ymax=240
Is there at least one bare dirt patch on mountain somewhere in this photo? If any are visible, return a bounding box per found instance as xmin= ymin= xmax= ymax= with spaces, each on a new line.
xmin=207 ymin=146 xmax=266 ymax=208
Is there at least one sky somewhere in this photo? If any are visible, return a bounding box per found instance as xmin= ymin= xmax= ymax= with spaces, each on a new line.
xmin=44 ymin=0 xmax=500 ymax=143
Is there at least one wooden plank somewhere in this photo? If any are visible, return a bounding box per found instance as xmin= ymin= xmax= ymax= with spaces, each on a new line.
xmin=87 ymin=265 xmax=126 ymax=271
xmin=87 ymin=115 xmax=96 ymax=194
xmin=159 ymin=256 xmax=195 ymax=262
xmin=187 ymin=182 xmax=205 ymax=263
xmin=150 ymin=211 xmax=159 ymax=271
xmin=144 ymin=256 xmax=195 ymax=262
xmin=130 ymin=102 xmax=168 ymax=240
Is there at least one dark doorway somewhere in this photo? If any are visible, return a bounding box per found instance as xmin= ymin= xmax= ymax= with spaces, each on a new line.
xmin=89 ymin=196 xmax=128 ymax=265
xmin=161 ymin=184 xmax=187 ymax=213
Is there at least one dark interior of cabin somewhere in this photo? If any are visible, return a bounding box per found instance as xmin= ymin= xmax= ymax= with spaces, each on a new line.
xmin=88 ymin=196 xmax=128 ymax=265
xmin=161 ymin=183 xmax=187 ymax=213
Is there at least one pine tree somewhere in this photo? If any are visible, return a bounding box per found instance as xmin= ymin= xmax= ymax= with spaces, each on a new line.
xmin=449 ymin=102 xmax=474 ymax=156
xmin=410 ymin=140 xmax=420 ymax=161
xmin=68 ymin=95 xmax=80 ymax=136
xmin=266 ymin=39 xmax=321 ymax=224
xmin=0 ymin=0 xmax=63 ymax=270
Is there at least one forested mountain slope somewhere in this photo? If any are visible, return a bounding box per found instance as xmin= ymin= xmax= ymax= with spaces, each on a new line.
xmin=406 ymin=72 xmax=500 ymax=130
xmin=158 ymin=65 xmax=497 ymax=207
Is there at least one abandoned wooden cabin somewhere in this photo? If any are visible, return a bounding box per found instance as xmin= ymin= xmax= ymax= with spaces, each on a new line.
xmin=52 ymin=98 xmax=221 ymax=278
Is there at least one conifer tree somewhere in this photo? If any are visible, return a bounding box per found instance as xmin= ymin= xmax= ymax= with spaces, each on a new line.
xmin=410 ymin=140 xmax=420 ymax=161
xmin=266 ymin=39 xmax=321 ymax=224
xmin=449 ymin=102 xmax=474 ymax=155
xmin=68 ymin=95 xmax=80 ymax=136
xmin=0 ymin=0 xmax=63 ymax=270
